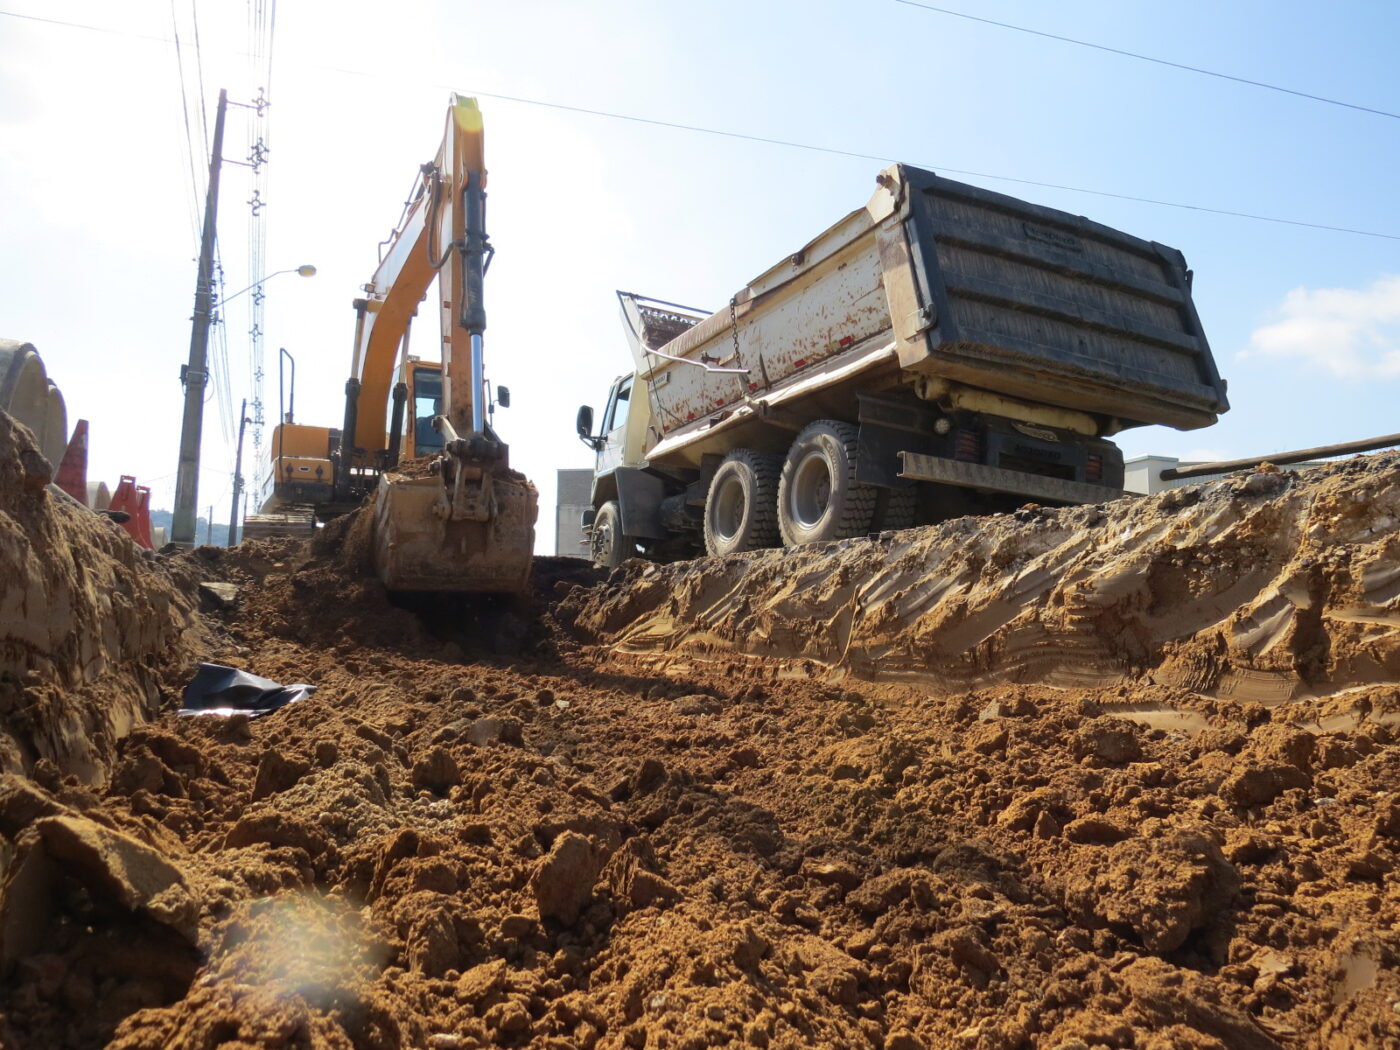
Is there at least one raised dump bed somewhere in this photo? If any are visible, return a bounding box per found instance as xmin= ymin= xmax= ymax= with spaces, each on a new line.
xmin=584 ymin=165 xmax=1229 ymax=565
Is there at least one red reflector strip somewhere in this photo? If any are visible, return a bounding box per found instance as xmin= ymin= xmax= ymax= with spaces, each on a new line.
xmin=839 ymin=335 xmax=853 ymax=347
xmin=1086 ymin=453 xmax=1104 ymax=482
xmin=953 ymin=429 xmax=983 ymax=462
xmin=794 ymin=358 xmax=806 ymax=368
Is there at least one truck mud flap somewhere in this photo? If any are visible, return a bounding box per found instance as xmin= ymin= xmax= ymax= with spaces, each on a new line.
xmin=615 ymin=467 xmax=666 ymax=539
xmin=899 ymin=451 xmax=1126 ymax=506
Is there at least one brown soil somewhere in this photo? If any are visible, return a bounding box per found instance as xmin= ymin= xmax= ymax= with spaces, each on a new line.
xmin=0 ymin=412 xmax=210 ymax=784
xmin=1 ymin=417 xmax=1398 ymax=1050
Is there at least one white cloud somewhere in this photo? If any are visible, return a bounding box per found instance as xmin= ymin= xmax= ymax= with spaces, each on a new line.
xmin=1243 ymin=275 xmax=1400 ymax=378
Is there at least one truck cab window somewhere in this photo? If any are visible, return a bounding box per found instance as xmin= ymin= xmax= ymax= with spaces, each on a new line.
xmin=413 ymin=368 xmax=444 ymax=455
xmin=606 ymin=377 xmax=632 ymax=434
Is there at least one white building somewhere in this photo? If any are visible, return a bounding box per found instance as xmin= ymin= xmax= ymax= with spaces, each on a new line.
xmin=1124 ymin=455 xmax=1326 ymax=495
xmin=555 ymin=468 xmax=593 ymax=557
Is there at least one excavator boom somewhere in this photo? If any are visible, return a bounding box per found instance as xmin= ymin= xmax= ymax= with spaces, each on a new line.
xmin=361 ymin=96 xmax=537 ymax=593
xmin=348 ymin=98 xmax=491 ymax=456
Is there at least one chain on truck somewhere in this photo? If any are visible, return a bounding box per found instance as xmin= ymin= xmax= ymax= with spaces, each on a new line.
xmin=576 ymin=164 xmax=1228 ymax=568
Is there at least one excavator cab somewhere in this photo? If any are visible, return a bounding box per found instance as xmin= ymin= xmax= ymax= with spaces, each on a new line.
xmin=409 ymin=366 xmax=445 ymax=458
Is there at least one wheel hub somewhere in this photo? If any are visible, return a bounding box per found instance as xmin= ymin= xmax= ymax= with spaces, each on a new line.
xmin=713 ymin=474 xmax=746 ymax=541
xmin=593 ymin=521 xmax=613 ymax=559
xmin=791 ymin=450 xmax=832 ymax=528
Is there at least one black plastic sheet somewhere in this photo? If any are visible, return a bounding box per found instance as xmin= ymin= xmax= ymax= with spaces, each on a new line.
xmin=178 ymin=662 xmax=316 ymax=718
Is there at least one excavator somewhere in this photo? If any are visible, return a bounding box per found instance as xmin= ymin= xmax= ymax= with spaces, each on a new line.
xmin=247 ymin=96 xmax=537 ymax=593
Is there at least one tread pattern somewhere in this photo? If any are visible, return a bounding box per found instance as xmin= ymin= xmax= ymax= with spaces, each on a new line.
xmin=739 ymin=449 xmax=783 ymax=548
xmin=779 ymin=419 xmax=877 ymax=546
xmin=882 ymin=486 xmax=919 ymax=530
xmin=704 ymin=448 xmax=782 ymax=556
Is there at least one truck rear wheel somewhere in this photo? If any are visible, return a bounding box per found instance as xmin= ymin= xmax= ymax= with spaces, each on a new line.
xmin=590 ymin=501 xmax=631 ymax=568
xmin=778 ymin=420 xmax=876 ymax=546
xmin=881 ymin=486 xmax=919 ymax=530
xmin=704 ymin=449 xmax=781 ymax=556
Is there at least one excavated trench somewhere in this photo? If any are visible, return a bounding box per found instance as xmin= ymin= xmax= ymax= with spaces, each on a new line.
xmin=2 ymin=406 xmax=1399 ymax=1050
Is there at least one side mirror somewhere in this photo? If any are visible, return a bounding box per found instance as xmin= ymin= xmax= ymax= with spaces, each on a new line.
xmin=496 ymin=385 xmax=511 ymax=409
xmin=576 ymin=405 xmax=594 ymax=444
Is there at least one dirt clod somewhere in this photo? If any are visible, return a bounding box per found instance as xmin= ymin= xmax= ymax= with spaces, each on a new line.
xmin=4 ymin=426 xmax=1400 ymax=1049
xmin=411 ymin=746 xmax=460 ymax=793
xmin=531 ymin=831 xmax=605 ymax=925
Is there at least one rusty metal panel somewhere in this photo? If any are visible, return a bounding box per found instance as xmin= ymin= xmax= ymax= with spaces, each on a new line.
xmin=639 ymin=208 xmax=894 ymax=454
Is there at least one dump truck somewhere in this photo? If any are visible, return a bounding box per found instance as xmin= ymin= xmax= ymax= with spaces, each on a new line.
xmin=576 ymin=165 xmax=1227 ymax=566
xmin=250 ymin=96 xmax=537 ymax=593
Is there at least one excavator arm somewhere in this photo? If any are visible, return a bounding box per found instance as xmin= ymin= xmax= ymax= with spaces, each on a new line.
xmin=343 ymin=96 xmax=537 ymax=593
xmin=344 ymin=96 xmax=491 ymax=472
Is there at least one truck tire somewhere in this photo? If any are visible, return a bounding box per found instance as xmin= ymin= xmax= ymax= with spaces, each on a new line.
xmin=704 ymin=448 xmax=782 ymax=556
xmin=881 ymin=486 xmax=919 ymax=530
xmin=778 ymin=420 xmax=877 ymax=546
xmin=590 ymin=501 xmax=631 ymax=568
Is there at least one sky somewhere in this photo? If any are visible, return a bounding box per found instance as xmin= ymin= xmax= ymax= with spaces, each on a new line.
xmin=3 ymin=0 xmax=1398 ymax=551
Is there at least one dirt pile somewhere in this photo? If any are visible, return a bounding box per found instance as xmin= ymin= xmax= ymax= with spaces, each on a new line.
xmin=0 ymin=410 xmax=207 ymax=783
xmin=1 ymin=451 xmax=1398 ymax=1049
xmin=563 ymin=455 xmax=1400 ymax=705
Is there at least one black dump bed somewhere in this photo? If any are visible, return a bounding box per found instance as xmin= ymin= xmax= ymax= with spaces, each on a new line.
xmin=894 ymin=166 xmax=1228 ymax=430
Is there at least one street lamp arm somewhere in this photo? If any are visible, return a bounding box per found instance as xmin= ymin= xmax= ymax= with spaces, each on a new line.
xmin=219 ymin=264 xmax=317 ymax=305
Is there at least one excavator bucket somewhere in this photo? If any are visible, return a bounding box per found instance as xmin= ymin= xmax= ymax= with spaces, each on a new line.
xmin=370 ymin=469 xmax=537 ymax=594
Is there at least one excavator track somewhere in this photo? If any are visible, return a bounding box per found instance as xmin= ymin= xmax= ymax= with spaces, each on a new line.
xmin=241 ymin=505 xmax=317 ymax=542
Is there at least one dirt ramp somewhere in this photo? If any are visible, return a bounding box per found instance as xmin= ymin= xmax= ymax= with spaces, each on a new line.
xmin=0 ymin=410 xmax=203 ymax=782
xmin=566 ymin=454 xmax=1400 ymax=701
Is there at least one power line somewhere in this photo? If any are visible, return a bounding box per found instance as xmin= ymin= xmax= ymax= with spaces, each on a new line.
xmin=167 ymin=0 xmax=204 ymax=251
xmin=242 ymin=0 xmax=277 ymax=489
xmin=210 ymin=255 xmax=235 ymax=447
xmin=455 ymin=88 xmax=1400 ymax=242
xmin=4 ymin=6 xmax=1398 ymax=242
xmin=189 ymin=0 xmax=210 ymax=154
xmin=891 ymin=0 xmax=1400 ymax=122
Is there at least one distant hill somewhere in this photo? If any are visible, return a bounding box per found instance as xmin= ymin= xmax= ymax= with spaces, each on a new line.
xmin=149 ymin=508 xmax=229 ymax=547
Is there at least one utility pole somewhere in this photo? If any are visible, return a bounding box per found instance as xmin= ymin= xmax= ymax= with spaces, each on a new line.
xmin=172 ymin=88 xmax=228 ymax=546
xmin=205 ymin=505 xmax=214 ymax=545
xmin=228 ymin=398 xmax=250 ymax=546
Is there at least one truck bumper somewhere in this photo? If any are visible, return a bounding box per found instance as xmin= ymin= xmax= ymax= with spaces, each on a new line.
xmin=899 ymin=452 xmax=1126 ymax=505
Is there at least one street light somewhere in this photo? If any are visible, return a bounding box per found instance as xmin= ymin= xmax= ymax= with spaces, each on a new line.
xmin=219 ymin=264 xmax=317 ymax=306
xmin=228 ymin=399 xmax=254 ymax=547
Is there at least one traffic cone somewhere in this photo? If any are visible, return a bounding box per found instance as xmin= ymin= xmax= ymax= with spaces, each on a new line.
xmin=55 ymin=419 xmax=89 ymax=504
xmin=107 ymin=475 xmax=146 ymax=547
xmin=133 ymin=485 xmax=154 ymax=548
